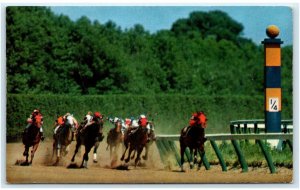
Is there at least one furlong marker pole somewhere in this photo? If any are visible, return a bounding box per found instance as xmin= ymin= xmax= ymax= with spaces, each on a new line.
xmin=262 ymin=25 xmax=283 ymax=133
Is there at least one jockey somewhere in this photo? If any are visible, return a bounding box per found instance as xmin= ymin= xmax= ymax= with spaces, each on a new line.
xmin=84 ymin=111 xmax=93 ymax=126
xmin=129 ymin=114 xmax=148 ymax=135
xmin=80 ymin=112 xmax=102 ymax=133
xmin=54 ymin=116 xmax=64 ymax=135
xmin=79 ymin=111 xmax=93 ymax=132
xmin=183 ymin=111 xmax=207 ymax=134
xmin=138 ymin=114 xmax=148 ymax=129
xmin=120 ymin=119 xmax=127 ymax=135
xmin=63 ymin=113 xmax=78 ymax=131
xmin=25 ymin=109 xmax=44 ymax=141
xmin=124 ymin=118 xmax=132 ymax=130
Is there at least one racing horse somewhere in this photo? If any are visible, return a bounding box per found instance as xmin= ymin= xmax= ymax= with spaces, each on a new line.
xmin=129 ymin=121 xmax=156 ymax=160
xmin=179 ymin=111 xmax=207 ymax=171
xmin=52 ymin=114 xmax=75 ymax=165
xmin=106 ymin=119 xmax=123 ymax=159
xmin=120 ymin=126 xmax=148 ymax=167
xmin=71 ymin=112 xmax=104 ymax=168
xmin=21 ymin=114 xmax=43 ymax=166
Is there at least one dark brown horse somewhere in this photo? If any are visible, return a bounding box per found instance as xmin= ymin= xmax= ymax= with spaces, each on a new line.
xmin=120 ymin=126 xmax=148 ymax=167
xmin=106 ymin=120 xmax=123 ymax=159
xmin=22 ymin=114 xmax=43 ymax=166
xmin=179 ymin=112 xmax=207 ymax=171
xmin=71 ymin=113 xmax=104 ymax=168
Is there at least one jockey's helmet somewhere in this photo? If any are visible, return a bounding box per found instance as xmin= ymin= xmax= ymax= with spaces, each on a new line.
xmin=140 ymin=114 xmax=146 ymax=119
xmin=33 ymin=109 xmax=40 ymax=114
xmin=94 ymin=112 xmax=101 ymax=118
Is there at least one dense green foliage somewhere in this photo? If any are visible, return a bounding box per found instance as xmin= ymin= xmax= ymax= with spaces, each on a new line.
xmin=6 ymin=7 xmax=293 ymax=97
xmin=6 ymin=7 xmax=293 ymax=141
xmin=6 ymin=94 xmax=292 ymax=141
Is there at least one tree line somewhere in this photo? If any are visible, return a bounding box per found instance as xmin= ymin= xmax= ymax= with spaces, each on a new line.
xmin=6 ymin=7 xmax=293 ymax=98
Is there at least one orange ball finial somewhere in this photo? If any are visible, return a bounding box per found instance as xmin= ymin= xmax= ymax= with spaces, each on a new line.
xmin=266 ymin=25 xmax=280 ymax=39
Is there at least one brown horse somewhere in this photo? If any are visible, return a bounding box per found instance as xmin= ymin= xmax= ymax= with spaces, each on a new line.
xmin=120 ymin=126 xmax=148 ymax=167
xmin=130 ymin=121 xmax=157 ymax=161
xmin=106 ymin=120 xmax=123 ymax=159
xmin=21 ymin=114 xmax=43 ymax=166
xmin=179 ymin=112 xmax=207 ymax=171
xmin=71 ymin=114 xmax=104 ymax=168
xmin=52 ymin=115 xmax=74 ymax=165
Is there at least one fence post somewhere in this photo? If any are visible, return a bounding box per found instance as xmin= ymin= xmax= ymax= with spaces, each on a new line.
xmin=199 ymin=151 xmax=210 ymax=170
xmin=166 ymin=140 xmax=181 ymax=166
xmin=286 ymin=140 xmax=293 ymax=152
xmin=254 ymin=123 xmax=259 ymax=144
xmin=230 ymin=124 xmax=236 ymax=134
xmin=257 ymin=140 xmax=276 ymax=173
xmin=184 ymin=147 xmax=192 ymax=163
xmin=210 ymin=140 xmax=227 ymax=171
xmin=155 ymin=140 xmax=168 ymax=165
xmin=231 ymin=140 xmax=248 ymax=172
xmin=244 ymin=123 xmax=249 ymax=144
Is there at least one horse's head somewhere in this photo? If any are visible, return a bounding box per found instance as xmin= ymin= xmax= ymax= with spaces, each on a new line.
xmin=115 ymin=120 xmax=122 ymax=132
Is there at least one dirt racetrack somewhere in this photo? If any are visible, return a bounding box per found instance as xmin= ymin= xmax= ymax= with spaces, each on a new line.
xmin=6 ymin=140 xmax=293 ymax=184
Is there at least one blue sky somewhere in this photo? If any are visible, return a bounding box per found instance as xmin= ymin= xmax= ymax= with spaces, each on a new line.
xmin=51 ymin=6 xmax=292 ymax=45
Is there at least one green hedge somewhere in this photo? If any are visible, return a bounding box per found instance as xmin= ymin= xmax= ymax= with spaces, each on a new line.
xmin=6 ymin=94 xmax=293 ymax=141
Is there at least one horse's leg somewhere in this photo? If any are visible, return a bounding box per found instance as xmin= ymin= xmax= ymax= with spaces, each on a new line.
xmin=115 ymin=143 xmax=120 ymax=160
xmin=81 ymin=145 xmax=92 ymax=168
xmin=52 ymin=141 xmax=56 ymax=160
xmin=142 ymin=143 xmax=149 ymax=160
xmin=189 ymin=147 xmax=194 ymax=169
xmin=29 ymin=143 xmax=39 ymax=165
xmin=197 ymin=144 xmax=205 ymax=170
xmin=180 ymin=144 xmax=185 ymax=172
xmin=131 ymin=149 xmax=136 ymax=160
xmin=93 ymin=141 xmax=99 ymax=163
xmin=110 ymin=145 xmax=113 ymax=159
xmin=135 ymin=146 xmax=143 ymax=167
xmin=65 ymin=144 xmax=70 ymax=155
xmin=193 ymin=149 xmax=198 ymax=166
xmin=23 ymin=146 xmax=29 ymax=164
xmin=55 ymin=144 xmax=61 ymax=165
xmin=120 ymin=143 xmax=128 ymax=161
xmin=71 ymin=139 xmax=81 ymax=162
xmin=125 ymin=146 xmax=134 ymax=163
